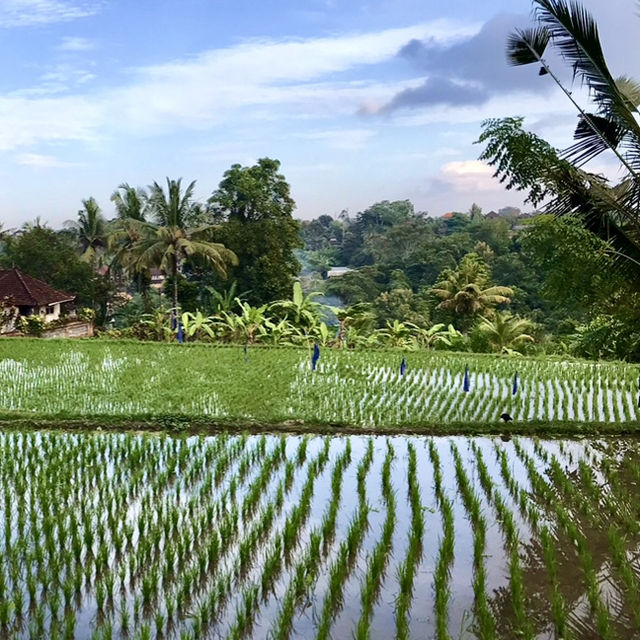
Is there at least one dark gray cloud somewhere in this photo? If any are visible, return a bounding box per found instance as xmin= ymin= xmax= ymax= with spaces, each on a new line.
xmin=379 ymin=12 xmax=553 ymax=112
xmin=384 ymin=76 xmax=489 ymax=110
xmin=378 ymin=1 xmax=639 ymax=113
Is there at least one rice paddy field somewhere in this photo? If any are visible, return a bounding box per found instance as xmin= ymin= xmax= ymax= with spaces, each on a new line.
xmin=0 ymin=339 xmax=639 ymax=430
xmin=0 ymin=430 xmax=639 ymax=640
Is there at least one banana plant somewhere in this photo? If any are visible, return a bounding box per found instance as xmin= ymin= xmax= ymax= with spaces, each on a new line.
xmin=432 ymin=324 xmax=467 ymax=351
xmin=206 ymin=281 xmax=249 ymax=313
xmin=233 ymin=299 xmax=270 ymax=344
xmin=270 ymin=281 xmax=326 ymax=330
xmin=179 ymin=311 xmax=216 ymax=340
xmin=375 ymin=320 xmax=420 ymax=349
xmin=257 ymin=318 xmax=300 ymax=345
xmin=137 ymin=309 xmax=173 ymax=342
xmin=413 ymin=323 xmax=449 ymax=349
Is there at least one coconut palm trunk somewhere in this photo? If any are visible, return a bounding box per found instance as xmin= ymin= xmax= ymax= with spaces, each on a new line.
xmin=172 ymin=250 xmax=179 ymax=319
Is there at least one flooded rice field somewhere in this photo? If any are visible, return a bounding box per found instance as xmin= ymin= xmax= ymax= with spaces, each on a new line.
xmin=0 ymin=431 xmax=638 ymax=639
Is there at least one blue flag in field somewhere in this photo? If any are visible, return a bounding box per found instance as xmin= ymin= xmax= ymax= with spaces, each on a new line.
xmin=244 ymin=344 xmax=249 ymax=363
xmin=512 ymin=372 xmax=519 ymax=396
xmin=312 ymin=343 xmax=320 ymax=371
xmin=400 ymin=357 xmax=406 ymax=377
xmin=463 ymin=365 xmax=470 ymax=392
xmin=177 ymin=322 xmax=184 ymax=343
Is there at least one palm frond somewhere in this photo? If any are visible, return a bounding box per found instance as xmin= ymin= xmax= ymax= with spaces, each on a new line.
xmin=534 ymin=0 xmax=640 ymax=155
xmin=616 ymin=76 xmax=640 ymax=110
xmin=564 ymin=113 xmax=625 ymax=165
xmin=506 ymin=27 xmax=550 ymax=66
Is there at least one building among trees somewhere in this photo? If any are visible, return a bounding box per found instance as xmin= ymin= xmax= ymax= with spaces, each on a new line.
xmin=0 ymin=268 xmax=75 ymax=333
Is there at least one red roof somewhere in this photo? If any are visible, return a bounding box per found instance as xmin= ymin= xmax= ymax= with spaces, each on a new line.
xmin=0 ymin=269 xmax=75 ymax=306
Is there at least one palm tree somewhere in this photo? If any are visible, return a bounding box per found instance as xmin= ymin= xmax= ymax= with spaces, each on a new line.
xmin=129 ymin=178 xmax=237 ymax=315
xmin=111 ymin=183 xmax=148 ymax=222
xmin=66 ymin=197 xmax=107 ymax=265
xmin=109 ymin=184 xmax=151 ymax=295
xmin=431 ymin=254 xmax=512 ymax=324
xmin=478 ymin=312 xmax=535 ymax=353
xmin=480 ymin=0 xmax=640 ymax=273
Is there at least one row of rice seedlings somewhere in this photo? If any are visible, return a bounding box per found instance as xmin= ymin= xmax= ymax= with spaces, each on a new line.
xmin=472 ymin=443 xmax=534 ymax=640
xmin=288 ymin=350 xmax=639 ymax=426
xmin=314 ymin=449 xmax=371 ymax=640
xmin=539 ymin=525 xmax=574 ymax=640
xmin=427 ymin=440 xmax=455 ymax=640
xmin=570 ymin=456 xmax=640 ymax=631
xmin=514 ymin=440 xmax=615 ymax=640
xmin=354 ymin=440 xmax=396 ymax=640
xmin=122 ymin=437 xmax=257 ymax=631
xmin=450 ymin=443 xmax=496 ymax=640
xmin=159 ymin=439 xmax=290 ymax=636
xmin=495 ymin=440 xmax=574 ymax=638
xmin=268 ymin=442 xmax=349 ymax=640
xmin=394 ymin=442 xmax=425 ymax=640
xmin=492 ymin=443 xmax=540 ymax=530
xmin=320 ymin=440 xmax=353 ymax=554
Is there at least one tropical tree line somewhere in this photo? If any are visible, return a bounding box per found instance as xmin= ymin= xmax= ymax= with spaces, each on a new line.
xmin=0 ymin=158 xmax=302 ymax=327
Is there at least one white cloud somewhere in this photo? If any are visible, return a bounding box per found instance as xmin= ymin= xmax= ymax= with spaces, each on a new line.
xmin=0 ymin=95 xmax=102 ymax=150
xmin=107 ymin=20 xmax=478 ymax=129
xmin=0 ymin=20 xmax=481 ymax=148
xmin=16 ymin=152 xmax=76 ymax=167
xmin=58 ymin=35 xmax=94 ymax=51
xmin=433 ymin=160 xmax=498 ymax=192
xmin=0 ymin=0 xmax=101 ymax=27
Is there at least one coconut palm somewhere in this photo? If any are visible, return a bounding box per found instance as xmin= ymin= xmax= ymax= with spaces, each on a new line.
xmin=109 ymin=184 xmax=152 ymax=295
xmin=111 ymin=183 xmax=148 ymax=221
xmin=431 ymin=254 xmax=512 ymax=323
xmin=480 ymin=0 xmax=640 ymax=272
xmin=66 ymin=197 xmax=107 ymax=265
xmin=478 ymin=312 xmax=535 ymax=353
xmin=128 ymin=178 xmax=237 ymax=314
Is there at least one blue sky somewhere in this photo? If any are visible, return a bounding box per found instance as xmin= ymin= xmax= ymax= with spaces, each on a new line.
xmin=0 ymin=0 xmax=636 ymax=226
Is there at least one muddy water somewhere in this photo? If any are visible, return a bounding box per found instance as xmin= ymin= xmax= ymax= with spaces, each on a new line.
xmin=0 ymin=431 xmax=638 ymax=639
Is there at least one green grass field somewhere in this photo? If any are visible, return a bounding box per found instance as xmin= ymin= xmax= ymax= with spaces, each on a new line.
xmin=0 ymin=339 xmax=638 ymax=432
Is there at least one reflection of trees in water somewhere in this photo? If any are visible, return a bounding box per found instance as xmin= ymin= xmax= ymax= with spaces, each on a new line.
xmin=487 ymin=440 xmax=640 ymax=640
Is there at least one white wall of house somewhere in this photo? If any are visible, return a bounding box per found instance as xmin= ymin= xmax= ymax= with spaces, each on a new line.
xmin=43 ymin=303 xmax=61 ymax=322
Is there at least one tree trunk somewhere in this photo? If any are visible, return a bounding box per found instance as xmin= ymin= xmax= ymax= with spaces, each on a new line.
xmin=172 ymin=252 xmax=179 ymax=323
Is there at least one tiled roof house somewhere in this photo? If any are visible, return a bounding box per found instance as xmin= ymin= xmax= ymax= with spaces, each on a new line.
xmin=0 ymin=268 xmax=75 ymax=333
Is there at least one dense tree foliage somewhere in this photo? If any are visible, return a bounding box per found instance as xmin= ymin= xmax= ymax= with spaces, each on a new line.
xmin=209 ymin=158 xmax=302 ymax=305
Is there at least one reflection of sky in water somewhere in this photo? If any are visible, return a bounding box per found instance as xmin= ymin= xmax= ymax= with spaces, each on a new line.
xmin=0 ymin=432 xmax=638 ymax=639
